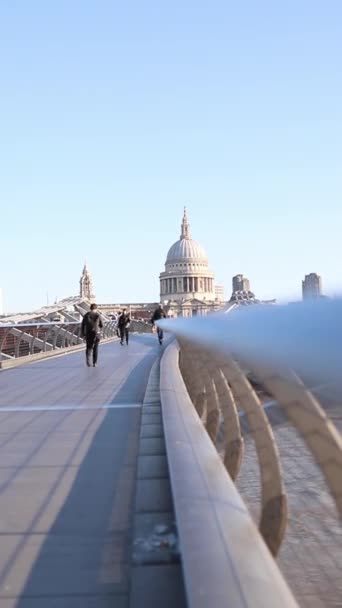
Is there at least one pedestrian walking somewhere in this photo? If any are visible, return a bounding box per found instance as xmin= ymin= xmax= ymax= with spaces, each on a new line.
xmin=151 ymin=304 xmax=166 ymax=344
xmin=81 ymin=303 xmax=103 ymax=367
xmin=118 ymin=309 xmax=131 ymax=345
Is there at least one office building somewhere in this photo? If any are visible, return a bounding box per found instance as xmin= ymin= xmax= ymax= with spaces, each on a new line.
xmin=232 ymin=274 xmax=250 ymax=293
xmin=302 ymin=273 xmax=322 ymax=300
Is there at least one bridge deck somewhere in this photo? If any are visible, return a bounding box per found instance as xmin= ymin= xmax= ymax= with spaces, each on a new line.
xmin=0 ymin=336 xmax=158 ymax=607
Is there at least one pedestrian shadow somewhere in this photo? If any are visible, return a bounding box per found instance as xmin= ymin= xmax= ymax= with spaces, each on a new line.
xmin=129 ymin=333 xmax=172 ymax=350
xmin=110 ymin=348 xmax=158 ymax=405
xmin=12 ymin=371 xmax=147 ymax=606
xmin=129 ymin=333 xmax=155 ymax=347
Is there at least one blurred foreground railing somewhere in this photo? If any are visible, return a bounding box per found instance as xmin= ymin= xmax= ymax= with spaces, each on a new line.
xmin=160 ymin=341 xmax=299 ymax=608
xmin=158 ymin=300 xmax=342 ymax=607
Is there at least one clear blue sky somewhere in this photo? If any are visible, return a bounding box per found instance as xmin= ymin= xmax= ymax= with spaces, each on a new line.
xmin=1 ymin=1 xmax=341 ymax=312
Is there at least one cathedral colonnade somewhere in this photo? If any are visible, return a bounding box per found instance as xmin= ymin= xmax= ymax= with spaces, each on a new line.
xmin=160 ymin=276 xmax=215 ymax=296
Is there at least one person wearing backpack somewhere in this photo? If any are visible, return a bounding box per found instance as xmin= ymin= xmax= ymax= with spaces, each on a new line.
xmin=117 ymin=309 xmax=131 ymax=345
xmin=81 ymin=303 xmax=103 ymax=367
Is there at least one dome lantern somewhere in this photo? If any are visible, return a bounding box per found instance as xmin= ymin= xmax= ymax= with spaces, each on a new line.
xmin=180 ymin=206 xmax=191 ymax=240
xmin=166 ymin=209 xmax=208 ymax=265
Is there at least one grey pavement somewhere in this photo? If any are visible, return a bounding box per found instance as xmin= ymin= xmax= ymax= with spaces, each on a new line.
xmin=0 ymin=335 xmax=159 ymax=607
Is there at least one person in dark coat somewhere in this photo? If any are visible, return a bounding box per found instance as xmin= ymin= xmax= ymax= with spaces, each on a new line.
xmin=151 ymin=304 xmax=166 ymax=344
xmin=81 ymin=303 xmax=103 ymax=367
xmin=117 ymin=309 xmax=131 ymax=345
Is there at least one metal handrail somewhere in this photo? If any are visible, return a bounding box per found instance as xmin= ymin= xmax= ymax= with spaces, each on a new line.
xmin=0 ymin=317 xmax=153 ymax=364
xmin=0 ymin=322 xmax=83 ymax=328
xmin=0 ymin=320 xmax=117 ymax=363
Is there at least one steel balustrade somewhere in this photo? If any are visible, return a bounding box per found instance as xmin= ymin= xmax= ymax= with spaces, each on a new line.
xmin=0 ymin=320 xmax=115 ymax=365
xmin=0 ymin=318 xmax=152 ymax=366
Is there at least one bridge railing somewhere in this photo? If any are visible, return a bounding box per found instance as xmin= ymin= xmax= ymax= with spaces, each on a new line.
xmin=158 ymin=301 xmax=342 ymax=607
xmin=0 ymin=320 xmax=118 ymax=365
xmin=0 ymin=318 xmax=153 ymax=367
xmin=160 ymin=341 xmax=299 ymax=608
xmin=130 ymin=319 xmax=153 ymax=333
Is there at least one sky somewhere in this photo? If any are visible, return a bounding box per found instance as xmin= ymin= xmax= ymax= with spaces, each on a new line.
xmin=1 ymin=1 xmax=341 ymax=312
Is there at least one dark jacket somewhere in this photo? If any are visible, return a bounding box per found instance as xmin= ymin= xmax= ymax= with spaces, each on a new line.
xmin=81 ymin=311 xmax=103 ymax=337
xmin=151 ymin=308 xmax=166 ymax=324
xmin=118 ymin=312 xmax=131 ymax=329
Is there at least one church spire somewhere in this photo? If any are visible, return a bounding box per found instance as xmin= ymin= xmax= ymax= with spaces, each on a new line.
xmin=180 ymin=206 xmax=191 ymax=239
xmin=79 ymin=263 xmax=95 ymax=301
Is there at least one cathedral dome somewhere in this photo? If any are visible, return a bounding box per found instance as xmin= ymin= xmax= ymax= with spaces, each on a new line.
xmin=166 ymin=238 xmax=208 ymax=263
xmin=160 ymin=208 xmax=216 ymax=310
xmin=165 ymin=209 xmax=208 ymax=264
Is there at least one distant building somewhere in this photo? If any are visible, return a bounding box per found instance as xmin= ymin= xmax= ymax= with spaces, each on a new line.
xmin=232 ymin=274 xmax=250 ymax=293
xmin=225 ymin=273 xmax=276 ymax=310
xmin=79 ymin=264 xmax=95 ymax=301
xmin=159 ymin=208 xmax=221 ymax=317
xmin=215 ymin=284 xmax=225 ymax=302
xmin=0 ymin=288 xmax=3 ymax=316
xmin=302 ymin=273 xmax=322 ymax=300
xmin=229 ymin=289 xmax=258 ymax=306
xmin=98 ymin=302 xmax=159 ymax=322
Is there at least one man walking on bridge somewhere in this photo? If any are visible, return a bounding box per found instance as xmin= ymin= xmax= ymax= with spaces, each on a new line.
xmin=81 ymin=303 xmax=103 ymax=367
xmin=118 ymin=309 xmax=131 ymax=345
xmin=151 ymin=304 xmax=166 ymax=345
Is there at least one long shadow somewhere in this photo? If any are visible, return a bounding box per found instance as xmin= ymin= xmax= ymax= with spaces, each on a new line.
xmin=110 ymin=347 xmax=158 ymax=405
xmin=13 ymin=353 xmax=158 ymax=606
xmin=129 ymin=334 xmax=156 ymax=348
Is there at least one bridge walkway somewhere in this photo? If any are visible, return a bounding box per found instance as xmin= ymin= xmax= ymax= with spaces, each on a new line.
xmin=0 ymin=336 xmax=161 ymax=607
